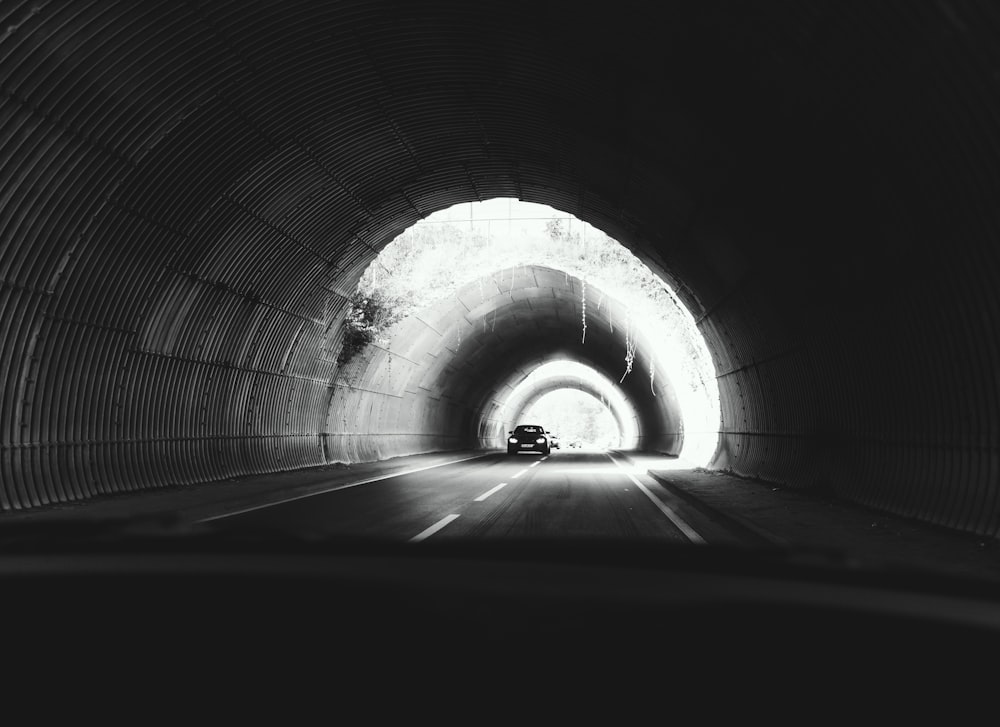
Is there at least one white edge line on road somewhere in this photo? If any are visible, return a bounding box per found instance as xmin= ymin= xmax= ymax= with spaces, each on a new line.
xmin=474 ymin=482 xmax=509 ymax=502
xmin=199 ymin=453 xmax=493 ymax=522
xmin=607 ymin=454 xmax=706 ymax=544
xmin=410 ymin=514 xmax=460 ymax=542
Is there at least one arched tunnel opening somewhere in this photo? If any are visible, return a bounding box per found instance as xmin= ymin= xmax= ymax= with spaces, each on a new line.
xmin=0 ymin=0 xmax=997 ymax=548
xmin=331 ymin=198 xmax=719 ymax=467
xmin=504 ymin=360 xmax=637 ymax=453
xmin=522 ymin=388 xmax=624 ymax=451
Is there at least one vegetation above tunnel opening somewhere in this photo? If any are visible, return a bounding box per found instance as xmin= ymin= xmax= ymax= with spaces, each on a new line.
xmin=335 ymin=289 xmax=405 ymax=366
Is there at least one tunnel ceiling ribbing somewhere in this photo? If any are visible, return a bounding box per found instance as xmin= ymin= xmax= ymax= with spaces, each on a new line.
xmin=0 ymin=1 xmax=998 ymax=538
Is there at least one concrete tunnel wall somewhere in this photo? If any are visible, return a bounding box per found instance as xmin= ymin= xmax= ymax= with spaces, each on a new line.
xmin=326 ymin=265 xmax=681 ymax=462
xmin=0 ymin=2 xmax=999 ymax=539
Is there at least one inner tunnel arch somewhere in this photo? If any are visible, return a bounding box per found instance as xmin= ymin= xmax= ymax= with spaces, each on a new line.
xmin=522 ymin=389 xmax=625 ymax=450
xmin=485 ymin=357 xmax=641 ymax=452
xmin=500 ymin=364 xmax=639 ymax=452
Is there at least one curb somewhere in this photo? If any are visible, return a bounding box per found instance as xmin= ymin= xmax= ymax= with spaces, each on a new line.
xmin=642 ymin=468 xmax=789 ymax=547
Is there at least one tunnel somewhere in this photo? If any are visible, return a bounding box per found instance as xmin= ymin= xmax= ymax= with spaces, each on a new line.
xmin=1 ymin=0 xmax=999 ymax=541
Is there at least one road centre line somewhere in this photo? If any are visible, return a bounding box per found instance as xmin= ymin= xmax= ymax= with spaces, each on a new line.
xmin=410 ymin=514 xmax=460 ymax=542
xmin=511 ymin=469 xmax=527 ymax=478
xmin=606 ymin=454 xmax=706 ymax=544
xmin=199 ymin=453 xmax=492 ymax=522
xmin=474 ymin=482 xmax=509 ymax=501
xmin=530 ymin=460 xmax=540 ymax=467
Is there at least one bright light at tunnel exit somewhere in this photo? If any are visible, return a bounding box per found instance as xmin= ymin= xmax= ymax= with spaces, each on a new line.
xmin=504 ymin=360 xmax=636 ymax=450
xmin=525 ymin=389 xmax=621 ymax=450
xmin=360 ymin=198 xmax=720 ymax=466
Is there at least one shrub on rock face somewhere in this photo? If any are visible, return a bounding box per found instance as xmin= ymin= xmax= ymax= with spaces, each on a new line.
xmin=336 ymin=289 xmax=403 ymax=366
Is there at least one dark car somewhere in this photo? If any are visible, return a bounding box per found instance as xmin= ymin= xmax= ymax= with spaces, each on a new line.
xmin=507 ymin=424 xmax=550 ymax=455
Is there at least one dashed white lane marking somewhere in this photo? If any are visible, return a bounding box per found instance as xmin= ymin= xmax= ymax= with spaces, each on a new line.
xmin=474 ymin=482 xmax=509 ymax=502
xmin=511 ymin=469 xmax=527 ymax=479
xmin=199 ymin=453 xmax=491 ymax=522
xmin=607 ymin=454 xmax=706 ymax=544
xmin=410 ymin=514 xmax=460 ymax=542
xmin=530 ymin=461 xmax=541 ymax=467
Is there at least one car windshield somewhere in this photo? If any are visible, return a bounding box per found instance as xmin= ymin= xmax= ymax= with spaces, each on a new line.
xmin=3 ymin=1 xmax=1000 ymax=630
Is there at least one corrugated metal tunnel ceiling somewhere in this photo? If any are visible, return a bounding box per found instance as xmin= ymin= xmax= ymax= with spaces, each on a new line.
xmin=1 ymin=0 xmax=1000 ymax=539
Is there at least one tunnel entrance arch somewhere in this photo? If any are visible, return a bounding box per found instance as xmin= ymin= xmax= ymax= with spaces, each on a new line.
xmin=342 ymin=198 xmax=720 ymax=465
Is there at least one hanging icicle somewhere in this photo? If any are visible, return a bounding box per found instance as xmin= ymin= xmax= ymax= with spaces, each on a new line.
xmin=581 ymin=278 xmax=587 ymax=344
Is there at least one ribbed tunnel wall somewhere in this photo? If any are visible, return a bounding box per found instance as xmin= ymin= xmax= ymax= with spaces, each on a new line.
xmin=1 ymin=1 xmax=1000 ymax=538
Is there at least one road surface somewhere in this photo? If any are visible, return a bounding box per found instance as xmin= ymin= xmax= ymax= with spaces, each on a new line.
xmin=202 ymin=450 xmax=741 ymax=545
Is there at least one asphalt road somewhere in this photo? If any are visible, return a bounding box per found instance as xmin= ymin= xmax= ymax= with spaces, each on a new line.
xmin=5 ymin=446 xmax=999 ymax=580
xmin=201 ymin=450 xmax=733 ymax=545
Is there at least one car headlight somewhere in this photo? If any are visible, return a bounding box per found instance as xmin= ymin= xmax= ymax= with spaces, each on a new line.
xmin=536 ymin=437 xmax=546 ymax=444
xmin=509 ymin=437 xmax=518 ymax=444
